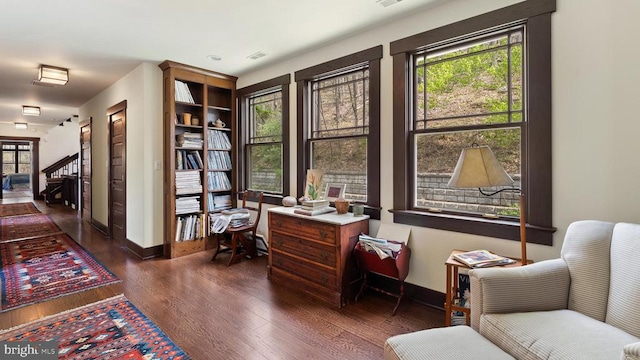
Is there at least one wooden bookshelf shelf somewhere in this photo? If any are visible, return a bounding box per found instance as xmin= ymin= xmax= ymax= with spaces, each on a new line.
xmin=160 ymin=60 xmax=237 ymax=258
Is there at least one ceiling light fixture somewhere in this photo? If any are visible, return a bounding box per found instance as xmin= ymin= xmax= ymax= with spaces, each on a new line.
xmin=65 ymin=118 xmax=72 ymax=122
xmin=376 ymin=0 xmax=402 ymax=7
xmin=207 ymin=55 xmax=222 ymax=61
xmin=14 ymin=123 xmax=28 ymax=130
xmin=58 ymin=122 xmax=64 ymax=127
xmin=22 ymin=105 xmax=41 ymax=116
xmin=38 ymin=65 xmax=69 ymax=85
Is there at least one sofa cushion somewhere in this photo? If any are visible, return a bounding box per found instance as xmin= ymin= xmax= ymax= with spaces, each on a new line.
xmin=607 ymin=223 xmax=640 ymax=338
xmin=480 ymin=310 xmax=639 ymax=360
xmin=384 ymin=326 xmax=514 ymax=360
xmin=561 ymin=220 xmax=614 ymax=322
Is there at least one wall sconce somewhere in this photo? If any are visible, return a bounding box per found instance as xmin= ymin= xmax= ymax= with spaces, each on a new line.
xmin=22 ymin=105 xmax=41 ymax=116
xmin=14 ymin=123 xmax=28 ymax=130
xmin=38 ymin=65 xmax=69 ymax=85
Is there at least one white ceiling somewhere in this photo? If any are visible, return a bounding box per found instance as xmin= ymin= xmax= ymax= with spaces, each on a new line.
xmin=0 ymin=0 xmax=447 ymax=128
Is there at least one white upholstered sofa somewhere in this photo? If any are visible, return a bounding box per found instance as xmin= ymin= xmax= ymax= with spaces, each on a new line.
xmin=470 ymin=220 xmax=640 ymax=360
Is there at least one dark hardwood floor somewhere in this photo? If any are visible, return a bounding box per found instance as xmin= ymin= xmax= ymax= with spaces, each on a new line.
xmin=0 ymin=199 xmax=445 ymax=359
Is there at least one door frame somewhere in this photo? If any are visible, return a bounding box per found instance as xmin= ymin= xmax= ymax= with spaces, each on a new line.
xmin=79 ymin=117 xmax=92 ymax=223
xmin=107 ymin=101 xmax=127 ymax=242
xmin=0 ymin=136 xmax=40 ymax=200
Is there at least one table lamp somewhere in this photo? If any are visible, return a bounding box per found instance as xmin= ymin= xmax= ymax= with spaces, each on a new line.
xmin=447 ymin=145 xmax=527 ymax=265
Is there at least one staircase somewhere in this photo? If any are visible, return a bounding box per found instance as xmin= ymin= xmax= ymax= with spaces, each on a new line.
xmin=41 ymin=153 xmax=79 ymax=207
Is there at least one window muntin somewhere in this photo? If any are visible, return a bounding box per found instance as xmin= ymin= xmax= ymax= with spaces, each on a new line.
xmin=410 ymin=27 xmax=524 ymax=218
xmin=246 ymin=89 xmax=283 ymax=193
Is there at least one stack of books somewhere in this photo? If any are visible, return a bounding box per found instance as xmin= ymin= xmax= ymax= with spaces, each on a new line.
xmin=181 ymin=132 xmax=203 ymax=149
xmin=175 ymin=196 xmax=200 ymax=215
xmin=175 ymin=170 xmax=202 ymax=195
xmin=294 ymin=199 xmax=336 ymax=216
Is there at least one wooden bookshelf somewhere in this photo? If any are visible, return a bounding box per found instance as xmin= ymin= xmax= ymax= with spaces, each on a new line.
xmin=159 ymin=60 xmax=237 ymax=258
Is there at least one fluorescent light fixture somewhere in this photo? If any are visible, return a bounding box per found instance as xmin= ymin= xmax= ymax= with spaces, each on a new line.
xmin=22 ymin=105 xmax=41 ymax=116
xmin=38 ymin=65 xmax=69 ymax=85
xmin=14 ymin=123 xmax=28 ymax=130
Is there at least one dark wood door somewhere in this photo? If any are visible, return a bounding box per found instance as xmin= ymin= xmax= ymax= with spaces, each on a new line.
xmin=80 ymin=118 xmax=92 ymax=223
xmin=108 ymin=102 xmax=126 ymax=244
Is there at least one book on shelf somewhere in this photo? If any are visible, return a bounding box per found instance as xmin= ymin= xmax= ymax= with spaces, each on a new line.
xmin=453 ymin=250 xmax=516 ymax=268
xmin=174 ymin=80 xmax=195 ymax=104
xmin=293 ymin=206 xmax=336 ymax=216
xmin=207 ymin=129 xmax=231 ymax=150
xmin=175 ymin=214 xmax=206 ymax=241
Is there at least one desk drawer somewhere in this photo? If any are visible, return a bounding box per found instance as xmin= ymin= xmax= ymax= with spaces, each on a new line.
xmin=271 ymin=232 xmax=336 ymax=267
xmin=271 ymin=251 xmax=336 ymax=289
xmin=270 ymin=213 xmax=336 ymax=245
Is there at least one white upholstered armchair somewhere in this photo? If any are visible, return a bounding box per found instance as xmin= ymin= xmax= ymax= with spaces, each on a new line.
xmin=470 ymin=220 xmax=640 ymax=360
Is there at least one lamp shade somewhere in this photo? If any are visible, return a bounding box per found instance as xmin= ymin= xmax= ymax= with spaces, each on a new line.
xmin=448 ymin=145 xmax=514 ymax=188
xmin=38 ymin=65 xmax=69 ymax=85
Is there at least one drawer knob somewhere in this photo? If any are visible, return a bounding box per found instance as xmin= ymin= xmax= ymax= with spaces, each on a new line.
xmin=275 ymin=220 xmax=283 ymax=227
xmin=320 ymin=274 xmax=329 ymax=284
xmin=320 ymin=252 xmax=329 ymax=261
xmin=319 ymin=229 xmax=327 ymax=239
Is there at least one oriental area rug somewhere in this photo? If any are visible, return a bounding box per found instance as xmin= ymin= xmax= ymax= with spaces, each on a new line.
xmin=0 ymin=232 xmax=121 ymax=311
xmin=0 ymin=294 xmax=191 ymax=359
xmin=0 ymin=213 xmax=63 ymax=242
xmin=0 ymin=202 xmax=41 ymax=218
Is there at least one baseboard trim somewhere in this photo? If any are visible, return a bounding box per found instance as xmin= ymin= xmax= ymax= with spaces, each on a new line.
xmin=366 ymin=272 xmax=445 ymax=311
xmin=125 ymin=239 xmax=164 ymax=260
xmin=92 ymin=219 xmax=108 ymax=236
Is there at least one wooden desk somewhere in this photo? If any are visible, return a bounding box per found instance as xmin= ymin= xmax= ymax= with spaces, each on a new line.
xmin=445 ymin=249 xmax=527 ymax=326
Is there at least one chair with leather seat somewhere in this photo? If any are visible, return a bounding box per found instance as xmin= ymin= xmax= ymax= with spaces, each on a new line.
xmin=211 ymin=190 xmax=264 ymax=266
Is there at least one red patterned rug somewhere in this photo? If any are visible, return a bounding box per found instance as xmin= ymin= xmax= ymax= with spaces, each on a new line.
xmin=0 ymin=233 xmax=121 ymax=311
xmin=0 ymin=294 xmax=190 ymax=359
xmin=0 ymin=202 xmax=40 ymax=218
xmin=0 ymin=213 xmax=63 ymax=242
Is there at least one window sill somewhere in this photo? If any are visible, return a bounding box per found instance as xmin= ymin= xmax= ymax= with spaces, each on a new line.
xmin=389 ymin=209 xmax=555 ymax=246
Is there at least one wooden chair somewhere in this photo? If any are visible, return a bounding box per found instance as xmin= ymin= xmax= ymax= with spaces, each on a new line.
xmin=211 ymin=190 xmax=264 ymax=266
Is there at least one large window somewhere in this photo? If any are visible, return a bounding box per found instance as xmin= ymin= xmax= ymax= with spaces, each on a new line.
xmin=2 ymin=143 xmax=31 ymax=174
xmin=390 ymin=0 xmax=556 ymax=244
xmin=237 ymin=74 xmax=290 ymax=205
xmin=296 ymin=46 xmax=381 ymax=219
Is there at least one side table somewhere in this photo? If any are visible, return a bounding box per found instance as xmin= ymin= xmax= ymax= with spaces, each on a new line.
xmin=444 ymin=249 xmax=527 ymax=326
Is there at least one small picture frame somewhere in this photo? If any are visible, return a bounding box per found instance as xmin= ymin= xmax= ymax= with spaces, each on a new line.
xmin=323 ymin=183 xmax=346 ymax=202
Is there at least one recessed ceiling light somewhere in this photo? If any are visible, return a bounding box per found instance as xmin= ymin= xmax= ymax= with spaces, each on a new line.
xmin=247 ymin=51 xmax=266 ymax=60
xmin=207 ymin=55 xmax=222 ymax=61
xmin=376 ymin=0 xmax=402 ymax=7
xmin=22 ymin=105 xmax=41 ymax=116
xmin=14 ymin=123 xmax=28 ymax=130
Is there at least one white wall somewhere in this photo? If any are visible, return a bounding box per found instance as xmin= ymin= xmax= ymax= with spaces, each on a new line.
xmin=78 ymin=62 xmax=163 ymax=249
xmin=238 ymin=0 xmax=640 ymax=293
xmin=0 ymin=122 xmax=79 ymax=193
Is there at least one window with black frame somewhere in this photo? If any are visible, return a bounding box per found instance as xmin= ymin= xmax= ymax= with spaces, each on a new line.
xmin=413 ymin=28 xmax=524 ymax=217
xmin=390 ymin=0 xmax=556 ymax=244
xmin=237 ymin=74 xmax=290 ymax=203
xmin=295 ymin=46 xmax=382 ymax=219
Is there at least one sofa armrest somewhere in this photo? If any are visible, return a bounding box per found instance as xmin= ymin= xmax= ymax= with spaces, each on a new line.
xmin=470 ymin=258 xmax=570 ymax=331
xmin=623 ymin=342 xmax=640 ymax=360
